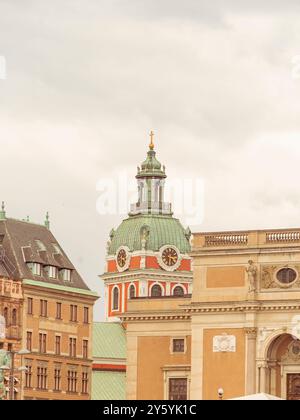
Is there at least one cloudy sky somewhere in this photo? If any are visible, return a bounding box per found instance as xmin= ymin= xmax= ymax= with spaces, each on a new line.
xmin=1 ymin=1 xmax=300 ymax=320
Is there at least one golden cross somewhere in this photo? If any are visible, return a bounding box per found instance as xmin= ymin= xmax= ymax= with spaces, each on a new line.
xmin=149 ymin=130 xmax=154 ymax=150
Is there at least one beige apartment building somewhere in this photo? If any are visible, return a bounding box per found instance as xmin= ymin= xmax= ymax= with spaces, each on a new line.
xmin=0 ymin=207 xmax=98 ymax=400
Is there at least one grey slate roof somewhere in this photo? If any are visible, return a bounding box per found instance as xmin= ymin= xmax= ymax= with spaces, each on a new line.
xmin=0 ymin=218 xmax=89 ymax=291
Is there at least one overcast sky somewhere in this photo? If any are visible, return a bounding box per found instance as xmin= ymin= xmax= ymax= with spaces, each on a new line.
xmin=1 ymin=1 xmax=300 ymax=320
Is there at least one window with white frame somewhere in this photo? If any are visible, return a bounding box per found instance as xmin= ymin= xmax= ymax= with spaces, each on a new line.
xmin=128 ymin=284 xmax=136 ymax=299
xmin=31 ymin=263 xmax=42 ymax=276
xmin=151 ymin=284 xmax=163 ymax=297
xmin=112 ymin=287 xmax=119 ymax=311
xmin=62 ymin=269 xmax=71 ymax=282
xmin=48 ymin=266 xmax=57 ymax=279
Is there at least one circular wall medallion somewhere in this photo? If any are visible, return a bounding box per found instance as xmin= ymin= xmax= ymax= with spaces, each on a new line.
xmin=158 ymin=245 xmax=181 ymax=272
xmin=116 ymin=246 xmax=131 ymax=272
xmin=275 ymin=267 xmax=298 ymax=287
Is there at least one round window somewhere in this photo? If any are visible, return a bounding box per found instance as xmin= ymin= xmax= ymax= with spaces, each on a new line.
xmin=276 ymin=268 xmax=297 ymax=284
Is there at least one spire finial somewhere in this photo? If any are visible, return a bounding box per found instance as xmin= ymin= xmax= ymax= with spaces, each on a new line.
xmin=149 ymin=130 xmax=154 ymax=150
xmin=45 ymin=212 xmax=50 ymax=229
xmin=0 ymin=202 xmax=6 ymax=221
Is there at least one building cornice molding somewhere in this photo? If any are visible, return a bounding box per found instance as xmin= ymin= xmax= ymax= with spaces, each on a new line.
xmin=190 ymin=246 xmax=300 ymax=258
xmin=121 ymin=312 xmax=191 ymax=322
xmin=101 ymin=270 xmax=193 ymax=283
xmin=22 ymin=279 xmax=99 ymax=301
xmin=184 ymin=299 xmax=300 ymax=314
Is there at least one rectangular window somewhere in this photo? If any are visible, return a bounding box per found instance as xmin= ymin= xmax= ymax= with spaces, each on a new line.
xmin=37 ymin=366 xmax=47 ymax=390
xmin=54 ymin=367 xmax=61 ymax=392
xmin=48 ymin=266 xmax=57 ymax=279
xmin=25 ymin=363 xmax=32 ymax=388
xmin=81 ymin=372 xmax=89 ymax=394
xmin=27 ymin=298 xmax=33 ymax=315
xmin=56 ymin=302 xmax=62 ymax=320
xmin=67 ymin=370 xmax=78 ymax=393
xmin=55 ymin=336 xmax=61 ymax=355
xmin=39 ymin=333 xmax=47 ymax=354
xmin=169 ymin=378 xmax=188 ymax=400
xmin=26 ymin=332 xmax=32 ymax=352
xmin=83 ymin=307 xmax=89 ymax=324
xmin=32 ymin=263 xmax=41 ymax=276
xmin=62 ymin=269 xmax=71 ymax=282
xmin=40 ymin=300 xmax=48 ymax=317
xmin=69 ymin=338 xmax=77 ymax=358
xmin=70 ymin=305 xmax=78 ymax=322
xmin=172 ymin=339 xmax=185 ymax=353
xmin=83 ymin=340 xmax=88 ymax=359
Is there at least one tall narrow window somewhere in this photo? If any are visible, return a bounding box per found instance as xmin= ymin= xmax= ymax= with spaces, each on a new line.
xmin=129 ymin=284 xmax=136 ymax=299
xmin=70 ymin=305 xmax=78 ymax=322
xmin=112 ymin=287 xmax=119 ymax=311
xmin=3 ymin=307 xmax=8 ymax=326
xmin=56 ymin=303 xmax=62 ymax=320
xmin=82 ymin=371 xmax=89 ymax=394
xmin=26 ymin=332 xmax=32 ymax=352
xmin=67 ymin=370 xmax=78 ymax=393
xmin=11 ymin=308 xmax=17 ymax=326
xmin=55 ymin=336 xmax=61 ymax=355
xmin=54 ymin=366 xmax=61 ymax=392
xmin=39 ymin=333 xmax=47 ymax=354
xmin=83 ymin=340 xmax=88 ymax=359
xmin=25 ymin=363 xmax=32 ymax=389
xmin=69 ymin=338 xmax=77 ymax=358
xmin=83 ymin=307 xmax=89 ymax=324
xmin=151 ymin=284 xmax=162 ymax=297
xmin=40 ymin=300 xmax=48 ymax=317
xmin=27 ymin=298 xmax=33 ymax=315
xmin=37 ymin=366 xmax=47 ymax=390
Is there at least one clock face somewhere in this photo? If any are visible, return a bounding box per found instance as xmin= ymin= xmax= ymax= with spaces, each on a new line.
xmin=117 ymin=249 xmax=127 ymax=268
xmin=162 ymin=247 xmax=178 ymax=267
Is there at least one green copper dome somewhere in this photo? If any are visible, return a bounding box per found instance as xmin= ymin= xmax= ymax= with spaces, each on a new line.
xmin=137 ymin=150 xmax=166 ymax=179
xmin=108 ymin=214 xmax=191 ymax=255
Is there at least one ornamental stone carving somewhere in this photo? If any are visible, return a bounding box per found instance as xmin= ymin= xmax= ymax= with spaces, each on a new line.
xmin=213 ymin=334 xmax=236 ymax=353
xmin=261 ymin=265 xmax=300 ymax=290
xmin=258 ymin=327 xmax=276 ymax=343
xmin=246 ymin=260 xmax=257 ymax=293
xmin=282 ymin=340 xmax=300 ymax=363
xmin=244 ymin=327 xmax=257 ymax=339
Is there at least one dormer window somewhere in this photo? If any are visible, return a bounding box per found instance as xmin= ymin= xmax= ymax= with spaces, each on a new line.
xmin=52 ymin=244 xmax=62 ymax=254
xmin=28 ymin=263 xmax=41 ymax=276
xmin=47 ymin=266 xmax=57 ymax=279
xmin=62 ymin=269 xmax=71 ymax=282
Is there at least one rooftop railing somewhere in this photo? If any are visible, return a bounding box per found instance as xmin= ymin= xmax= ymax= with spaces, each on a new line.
xmin=192 ymin=229 xmax=300 ymax=250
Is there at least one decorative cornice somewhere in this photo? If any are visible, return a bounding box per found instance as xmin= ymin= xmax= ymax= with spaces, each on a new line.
xmin=101 ymin=269 xmax=193 ymax=283
xmin=190 ymin=246 xmax=300 ymax=258
xmin=185 ymin=300 xmax=300 ymax=314
xmin=121 ymin=313 xmax=191 ymax=322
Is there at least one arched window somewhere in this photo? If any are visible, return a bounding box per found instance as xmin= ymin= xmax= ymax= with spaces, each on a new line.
xmin=3 ymin=308 xmax=8 ymax=326
xmin=112 ymin=287 xmax=119 ymax=311
xmin=151 ymin=284 xmax=162 ymax=297
xmin=12 ymin=308 xmax=17 ymax=326
xmin=129 ymin=285 xmax=136 ymax=299
xmin=173 ymin=286 xmax=184 ymax=297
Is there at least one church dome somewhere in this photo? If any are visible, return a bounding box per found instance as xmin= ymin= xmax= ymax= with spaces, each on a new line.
xmin=108 ymin=214 xmax=191 ymax=255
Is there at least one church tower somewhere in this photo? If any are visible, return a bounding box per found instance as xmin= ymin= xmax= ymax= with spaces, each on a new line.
xmin=101 ymin=133 xmax=193 ymax=320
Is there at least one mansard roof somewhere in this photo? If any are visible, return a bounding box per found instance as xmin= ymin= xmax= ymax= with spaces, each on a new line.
xmin=0 ymin=218 xmax=90 ymax=291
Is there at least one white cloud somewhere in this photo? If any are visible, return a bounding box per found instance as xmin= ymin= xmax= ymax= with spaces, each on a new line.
xmin=0 ymin=1 xmax=300 ymax=319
